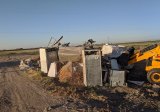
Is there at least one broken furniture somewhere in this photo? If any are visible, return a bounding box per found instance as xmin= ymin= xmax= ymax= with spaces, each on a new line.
xmin=82 ymin=49 xmax=102 ymax=86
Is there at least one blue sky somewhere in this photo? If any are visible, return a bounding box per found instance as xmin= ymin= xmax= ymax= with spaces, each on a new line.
xmin=0 ymin=0 xmax=160 ymax=49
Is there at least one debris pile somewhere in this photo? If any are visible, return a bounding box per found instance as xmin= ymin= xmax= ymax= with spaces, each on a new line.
xmin=19 ymin=58 xmax=40 ymax=70
xmin=101 ymin=44 xmax=127 ymax=69
xmin=38 ymin=38 xmax=160 ymax=88
xmin=101 ymin=44 xmax=126 ymax=58
xmin=83 ymin=39 xmax=96 ymax=49
xmin=19 ymin=60 xmax=30 ymax=70
xmin=101 ymin=44 xmax=128 ymax=86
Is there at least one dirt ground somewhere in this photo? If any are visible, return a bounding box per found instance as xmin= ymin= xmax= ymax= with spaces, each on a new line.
xmin=0 ymin=54 xmax=159 ymax=112
xmin=0 ymin=55 xmax=67 ymax=112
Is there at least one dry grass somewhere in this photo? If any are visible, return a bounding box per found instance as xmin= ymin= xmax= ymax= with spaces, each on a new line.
xmin=118 ymin=40 xmax=160 ymax=49
xmin=0 ymin=49 xmax=39 ymax=56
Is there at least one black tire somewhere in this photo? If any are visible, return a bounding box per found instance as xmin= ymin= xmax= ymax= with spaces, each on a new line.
xmin=147 ymin=69 xmax=160 ymax=84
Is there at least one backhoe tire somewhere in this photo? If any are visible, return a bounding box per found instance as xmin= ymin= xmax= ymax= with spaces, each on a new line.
xmin=147 ymin=69 xmax=160 ymax=84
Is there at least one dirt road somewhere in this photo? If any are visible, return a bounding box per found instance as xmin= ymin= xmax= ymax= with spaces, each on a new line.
xmin=0 ymin=61 xmax=63 ymax=112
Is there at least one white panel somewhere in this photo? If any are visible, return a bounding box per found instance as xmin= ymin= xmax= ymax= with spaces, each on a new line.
xmin=40 ymin=48 xmax=48 ymax=73
xmin=48 ymin=62 xmax=57 ymax=77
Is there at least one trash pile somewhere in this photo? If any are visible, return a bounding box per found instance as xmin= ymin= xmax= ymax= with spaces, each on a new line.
xmin=19 ymin=58 xmax=40 ymax=70
xmin=37 ymin=43 xmax=158 ymax=87
xmin=40 ymin=43 xmax=130 ymax=87
xmin=101 ymin=44 xmax=129 ymax=86
xmin=101 ymin=44 xmax=127 ymax=70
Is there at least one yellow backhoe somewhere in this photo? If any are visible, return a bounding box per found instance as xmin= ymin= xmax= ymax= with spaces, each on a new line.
xmin=128 ymin=44 xmax=160 ymax=84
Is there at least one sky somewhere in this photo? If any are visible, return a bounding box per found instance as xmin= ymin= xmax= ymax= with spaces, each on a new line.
xmin=0 ymin=0 xmax=160 ymax=49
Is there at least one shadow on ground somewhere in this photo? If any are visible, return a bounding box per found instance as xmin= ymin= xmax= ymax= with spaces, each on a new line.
xmin=0 ymin=61 xmax=20 ymax=68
